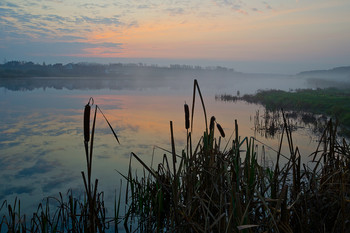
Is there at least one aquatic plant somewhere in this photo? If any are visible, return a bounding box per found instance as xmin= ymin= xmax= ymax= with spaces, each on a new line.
xmin=1 ymin=80 xmax=349 ymax=232
xmin=123 ymin=80 xmax=350 ymax=232
xmin=217 ymin=88 xmax=350 ymax=136
xmin=1 ymin=98 xmax=121 ymax=233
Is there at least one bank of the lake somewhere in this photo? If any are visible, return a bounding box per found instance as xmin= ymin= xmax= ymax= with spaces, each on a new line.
xmin=218 ymin=88 xmax=350 ymax=135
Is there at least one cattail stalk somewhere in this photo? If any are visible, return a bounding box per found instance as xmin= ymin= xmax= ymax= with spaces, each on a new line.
xmin=184 ymin=103 xmax=190 ymax=130
xmin=84 ymin=97 xmax=94 ymax=143
xmin=84 ymin=104 xmax=91 ymax=143
xmin=210 ymin=116 xmax=216 ymax=133
xmin=216 ymin=123 xmax=225 ymax=138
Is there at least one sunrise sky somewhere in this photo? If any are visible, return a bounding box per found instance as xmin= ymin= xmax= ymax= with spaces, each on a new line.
xmin=1 ymin=0 xmax=349 ymax=73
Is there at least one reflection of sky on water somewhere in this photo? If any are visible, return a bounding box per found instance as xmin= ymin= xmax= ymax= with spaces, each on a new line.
xmin=0 ymin=87 xmax=191 ymax=214
xmin=0 ymin=76 xmax=319 ymax=216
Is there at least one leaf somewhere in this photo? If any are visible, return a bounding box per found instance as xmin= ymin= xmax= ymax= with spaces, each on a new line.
xmin=237 ymin=224 xmax=259 ymax=230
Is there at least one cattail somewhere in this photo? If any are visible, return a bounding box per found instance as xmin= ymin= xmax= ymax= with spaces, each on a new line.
xmin=210 ymin=116 xmax=216 ymax=132
xmin=216 ymin=123 xmax=225 ymax=138
xmin=184 ymin=103 xmax=190 ymax=129
xmin=84 ymin=98 xmax=93 ymax=142
xmin=84 ymin=103 xmax=91 ymax=142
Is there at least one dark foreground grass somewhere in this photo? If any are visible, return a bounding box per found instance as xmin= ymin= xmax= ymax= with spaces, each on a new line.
xmin=124 ymin=82 xmax=350 ymax=232
xmin=1 ymin=81 xmax=350 ymax=232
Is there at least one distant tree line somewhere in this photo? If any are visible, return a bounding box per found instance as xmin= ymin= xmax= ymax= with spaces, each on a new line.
xmin=297 ymin=66 xmax=350 ymax=77
xmin=0 ymin=61 xmax=237 ymax=78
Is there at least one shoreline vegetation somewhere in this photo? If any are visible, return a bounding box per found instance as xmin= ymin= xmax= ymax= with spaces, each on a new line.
xmin=1 ymin=80 xmax=350 ymax=232
xmin=1 ymin=61 xmax=349 ymax=79
xmin=217 ymin=88 xmax=350 ymax=136
xmin=0 ymin=61 xmax=237 ymax=79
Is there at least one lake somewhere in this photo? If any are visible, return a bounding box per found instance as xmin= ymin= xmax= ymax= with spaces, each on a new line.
xmin=0 ymin=74 xmax=322 ymax=219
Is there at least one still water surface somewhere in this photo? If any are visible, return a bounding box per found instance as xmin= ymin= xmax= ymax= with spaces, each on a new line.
xmin=0 ymin=75 xmax=319 ymax=216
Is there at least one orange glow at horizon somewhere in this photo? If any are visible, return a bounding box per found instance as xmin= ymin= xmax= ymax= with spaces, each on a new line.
xmin=77 ymin=18 xmax=250 ymax=59
xmin=0 ymin=0 xmax=349 ymax=72
xmin=56 ymin=0 xmax=350 ymax=63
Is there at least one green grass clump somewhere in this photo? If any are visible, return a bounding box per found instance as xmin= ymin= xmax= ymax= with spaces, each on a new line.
xmin=219 ymin=88 xmax=350 ymax=133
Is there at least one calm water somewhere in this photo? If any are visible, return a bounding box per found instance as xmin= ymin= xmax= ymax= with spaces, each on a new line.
xmin=0 ymin=74 xmax=319 ymax=216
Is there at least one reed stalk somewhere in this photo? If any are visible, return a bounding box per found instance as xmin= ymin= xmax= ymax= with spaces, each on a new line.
xmin=1 ymin=81 xmax=350 ymax=232
xmin=123 ymin=80 xmax=350 ymax=233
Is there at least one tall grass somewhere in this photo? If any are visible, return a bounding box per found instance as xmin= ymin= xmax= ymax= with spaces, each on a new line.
xmin=217 ymin=88 xmax=350 ymax=136
xmin=123 ymin=80 xmax=350 ymax=232
xmin=1 ymin=98 xmax=121 ymax=232
xmin=1 ymin=80 xmax=349 ymax=232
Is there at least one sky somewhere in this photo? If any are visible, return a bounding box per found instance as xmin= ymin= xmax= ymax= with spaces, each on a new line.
xmin=0 ymin=0 xmax=350 ymax=74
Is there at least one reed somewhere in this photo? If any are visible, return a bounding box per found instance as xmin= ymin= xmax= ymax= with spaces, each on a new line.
xmin=1 ymin=80 xmax=350 ymax=232
xmin=123 ymin=80 xmax=350 ymax=232
xmin=217 ymin=88 xmax=350 ymax=136
xmin=1 ymin=98 xmax=121 ymax=232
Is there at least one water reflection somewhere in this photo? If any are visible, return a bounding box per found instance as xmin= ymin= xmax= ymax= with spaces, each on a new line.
xmin=251 ymin=109 xmax=328 ymax=139
xmin=0 ymin=72 xmax=308 ymax=95
xmin=0 ymin=75 xmax=320 ymax=217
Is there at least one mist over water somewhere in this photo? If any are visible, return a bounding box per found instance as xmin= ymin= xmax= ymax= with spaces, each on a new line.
xmin=0 ymin=69 xmax=347 ymax=216
xmin=0 ymin=72 xmax=304 ymax=94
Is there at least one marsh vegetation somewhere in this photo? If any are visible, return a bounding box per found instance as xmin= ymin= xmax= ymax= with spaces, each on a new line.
xmin=217 ymin=88 xmax=350 ymax=136
xmin=1 ymin=80 xmax=350 ymax=232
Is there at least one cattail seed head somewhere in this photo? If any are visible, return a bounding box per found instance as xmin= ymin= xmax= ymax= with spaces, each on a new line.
xmin=84 ymin=104 xmax=91 ymax=142
xmin=184 ymin=103 xmax=190 ymax=129
xmin=84 ymin=98 xmax=94 ymax=142
xmin=210 ymin=116 xmax=216 ymax=132
xmin=216 ymin=123 xmax=225 ymax=138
